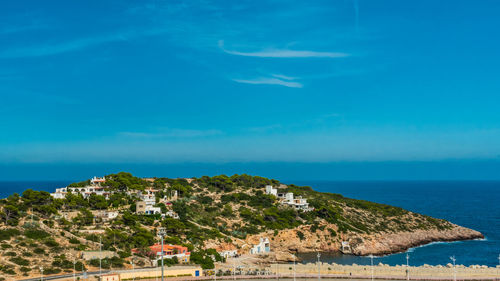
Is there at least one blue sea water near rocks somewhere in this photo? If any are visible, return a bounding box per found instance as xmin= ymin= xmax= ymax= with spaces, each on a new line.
xmin=0 ymin=180 xmax=498 ymax=267
xmin=292 ymin=181 xmax=500 ymax=267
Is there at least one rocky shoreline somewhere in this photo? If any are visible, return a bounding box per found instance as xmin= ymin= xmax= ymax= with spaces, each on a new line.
xmin=350 ymin=225 xmax=484 ymax=256
xmin=249 ymin=223 xmax=484 ymax=262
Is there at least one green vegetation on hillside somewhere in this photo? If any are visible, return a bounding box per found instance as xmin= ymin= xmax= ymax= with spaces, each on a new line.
xmin=0 ymin=172 xmax=453 ymax=278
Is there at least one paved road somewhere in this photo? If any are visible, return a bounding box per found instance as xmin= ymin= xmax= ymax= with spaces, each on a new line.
xmin=19 ymin=271 xmax=500 ymax=281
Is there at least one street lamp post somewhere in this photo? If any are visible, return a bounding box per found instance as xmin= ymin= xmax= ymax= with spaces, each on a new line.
xmin=497 ymin=254 xmax=500 ymax=278
xmin=317 ymin=252 xmax=321 ymax=281
xmin=40 ymin=266 xmax=44 ymax=281
xmin=130 ymin=259 xmax=135 ymax=281
xmin=73 ymin=259 xmax=76 ymax=281
xmin=99 ymin=235 xmax=102 ymax=279
xmin=276 ymin=260 xmax=279 ymax=281
xmin=406 ymin=253 xmax=410 ymax=281
xmin=158 ymin=227 xmax=167 ymax=281
xmin=450 ymin=256 xmax=456 ymax=281
xmin=369 ymin=254 xmax=374 ymax=281
xmin=293 ymin=254 xmax=296 ymax=281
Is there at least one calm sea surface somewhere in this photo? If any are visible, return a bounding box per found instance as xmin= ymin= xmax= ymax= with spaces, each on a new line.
xmin=291 ymin=181 xmax=500 ymax=267
xmin=0 ymin=180 xmax=498 ymax=267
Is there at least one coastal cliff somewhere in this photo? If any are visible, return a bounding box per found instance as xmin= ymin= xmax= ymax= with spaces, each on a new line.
xmin=350 ymin=225 xmax=484 ymax=256
xmin=244 ymin=223 xmax=483 ymax=262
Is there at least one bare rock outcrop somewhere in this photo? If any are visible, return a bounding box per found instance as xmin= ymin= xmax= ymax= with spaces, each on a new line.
xmin=246 ymin=223 xmax=483 ymax=261
xmin=351 ymin=225 xmax=483 ymax=256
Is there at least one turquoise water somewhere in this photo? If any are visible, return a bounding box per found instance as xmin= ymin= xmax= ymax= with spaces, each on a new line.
xmin=0 ymin=180 xmax=498 ymax=267
xmin=292 ymin=181 xmax=500 ymax=267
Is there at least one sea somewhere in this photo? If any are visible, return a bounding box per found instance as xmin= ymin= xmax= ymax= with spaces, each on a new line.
xmin=0 ymin=180 xmax=498 ymax=267
xmin=291 ymin=181 xmax=500 ymax=268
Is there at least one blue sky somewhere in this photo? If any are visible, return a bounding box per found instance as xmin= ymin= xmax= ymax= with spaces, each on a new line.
xmin=1 ymin=0 xmax=500 ymax=179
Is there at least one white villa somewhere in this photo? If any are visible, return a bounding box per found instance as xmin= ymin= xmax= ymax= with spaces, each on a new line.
xmin=92 ymin=210 xmax=119 ymax=221
xmin=136 ymin=200 xmax=161 ymax=215
xmin=51 ymin=176 xmax=111 ymax=199
xmin=265 ymin=185 xmax=278 ymax=196
xmin=140 ymin=189 xmax=158 ymax=205
xmin=134 ymin=188 xmax=163 ymax=215
xmin=265 ymin=185 xmax=313 ymax=211
xmin=166 ymin=210 xmax=179 ymax=219
xmin=91 ymin=176 xmax=106 ymax=186
xmin=250 ymin=237 xmax=270 ymax=254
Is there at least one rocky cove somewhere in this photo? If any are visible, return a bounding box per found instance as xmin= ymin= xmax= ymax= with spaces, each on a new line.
xmin=245 ymin=223 xmax=484 ymax=262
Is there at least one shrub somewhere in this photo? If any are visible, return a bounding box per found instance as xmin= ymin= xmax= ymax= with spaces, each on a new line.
xmin=0 ymin=228 xmax=21 ymax=241
xmin=2 ymin=268 xmax=15 ymax=275
xmin=69 ymin=237 xmax=80 ymax=244
xmin=34 ymin=247 xmax=45 ymax=254
xmin=43 ymin=267 xmax=61 ymax=274
xmin=10 ymin=257 xmax=30 ymax=266
xmin=296 ymin=231 xmax=305 ymax=241
xmin=24 ymin=229 xmax=50 ymax=240
xmin=44 ymin=239 xmax=59 ymax=247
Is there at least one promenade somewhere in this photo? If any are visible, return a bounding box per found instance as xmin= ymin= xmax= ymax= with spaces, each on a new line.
xmin=266 ymin=262 xmax=500 ymax=280
xmin=18 ymin=262 xmax=500 ymax=281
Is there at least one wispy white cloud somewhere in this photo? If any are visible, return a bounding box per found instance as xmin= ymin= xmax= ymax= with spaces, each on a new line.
xmin=0 ymin=33 xmax=127 ymax=59
xmin=119 ymin=128 xmax=223 ymax=138
xmin=0 ymin=27 xmax=170 ymax=59
xmin=219 ymin=40 xmax=349 ymax=58
xmin=225 ymin=48 xmax=349 ymax=58
xmin=270 ymin=73 xmax=297 ymax=80
xmin=233 ymin=77 xmax=303 ymax=88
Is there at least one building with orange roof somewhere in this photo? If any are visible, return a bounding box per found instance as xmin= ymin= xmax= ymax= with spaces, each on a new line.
xmin=132 ymin=244 xmax=190 ymax=263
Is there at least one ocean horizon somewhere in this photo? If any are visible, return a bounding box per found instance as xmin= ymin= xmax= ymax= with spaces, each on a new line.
xmin=1 ymin=179 xmax=498 ymax=267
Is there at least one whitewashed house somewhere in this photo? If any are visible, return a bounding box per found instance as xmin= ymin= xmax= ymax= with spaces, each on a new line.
xmin=216 ymin=243 xmax=238 ymax=259
xmin=250 ymin=237 xmax=270 ymax=254
xmin=265 ymin=185 xmax=278 ymax=196
xmin=166 ymin=210 xmax=179 ymax=219
xmin=50 ymin=176 xmax=111 ymax=199
xmin=93 ymin=210 xmax=119 ymax=221
xmin=136 ymin=200 xmax=162 ymax=215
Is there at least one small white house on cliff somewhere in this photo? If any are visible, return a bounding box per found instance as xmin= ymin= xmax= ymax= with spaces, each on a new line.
xmin=250 ymin=237 xmax=270 ymax=254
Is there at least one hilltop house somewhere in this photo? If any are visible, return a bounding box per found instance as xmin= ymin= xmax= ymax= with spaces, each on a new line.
xmin=139 ymin=189 xmax=158 ymax=204
xmin=92 ymin=210 xmax=119 ymax=221
xmin=133 ymin=244 xmax=190 ymax=263
xmin=165 ymin=210 xmax=179 ymax=219
xmin=134 ymin=188 xmax=163 ymax=215
xmin=51 ymin=176 xmax=112 ymax=199
xmin=284 ymin=194 xmax=312 ymax=211
xmin=91 ymin=176 xmax=106 ymax=186
xmin=265 ymin=185 xmax=278 ymax=196
xmin=249 ymin=237 xmax=270 ymax=255
xmin=136 ymin=201 xmax=161 ymax=215
xmin=265 ymin=186 xmax=313 ymax=212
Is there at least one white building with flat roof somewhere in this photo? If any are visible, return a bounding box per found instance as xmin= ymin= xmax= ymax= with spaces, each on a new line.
xmin=250 ymin=237 xmax=270 ymax=255
xmin=51 ymin=184 xmax=111 ymax=200
xmin=275 ymin=192 xmax=313 ymax=212
xmin=265 ymin=185 xmax=278 ymax=196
